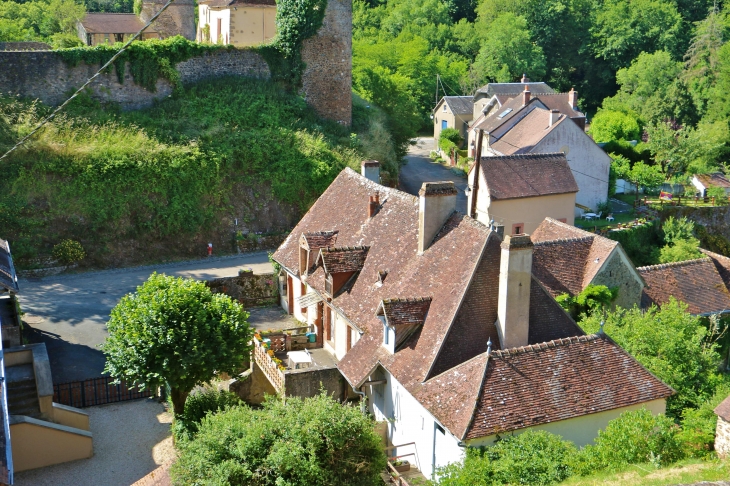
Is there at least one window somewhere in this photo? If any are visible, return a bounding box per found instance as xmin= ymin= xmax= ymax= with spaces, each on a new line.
xmin=442 ymin=104 xmax=447 ymax=112
xmin=441 ymin=120 xmax=447 ymax=129
xmin=114 ymin=34 xmax=124 ymax=43
xmin=512 ymin=223 xmax=524 ymax=235
xmin=86 ymin=33 xmax=92 ymax=46
xmin=497 ymin=108 xmax=513 ymax=119
xmin=325 ymin=306 xmax=333 ymax=342
xmin=325 ymin=275 xmax=333 ymax=296
xmin=300 ymin=281 xmax=307 ymax=314
xmin=346 ymin=327 xmax=353 ymax=352
xmin=299 ymin=246 xmax=308 ymax=276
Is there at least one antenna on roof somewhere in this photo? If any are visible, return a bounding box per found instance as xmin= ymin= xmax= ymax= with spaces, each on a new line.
xmin=487 ymin=337 xmax=492 ymax=354
xmin=599 ymin=320 xmax=605 ymax=335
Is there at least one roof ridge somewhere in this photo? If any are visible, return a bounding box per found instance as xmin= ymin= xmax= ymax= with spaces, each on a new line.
xmin=382 ymin=297 xmax=433 ymax=304
xmin=491 ymin=334 xmax=601 ymax=358
xmin=323 ymin=245 xmax=369 ymax=252
xmin=481 ymin=152 xmax=567 ymax=161
xmin=637 ymin=257 xmax=711 ymax=272
xmin=533 ymin=236 xmax=594 ymax=246
xmin=345 ymin=168 xmax=418 ymax=203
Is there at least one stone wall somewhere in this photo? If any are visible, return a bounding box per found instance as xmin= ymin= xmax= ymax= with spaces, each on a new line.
xmin=299 ymin=0 xmax=352 ymax=125
xmin=284 ymin=366 xmax=346 ymax=400
xmin=716 ymin=416 xmax=730 ymax=458
xmin=207 ymin=271 xmax=278 ymax=307
xmin=592 ymin=249 xmax=644 ymax=310
xmin=140 ymin=0 xmax=196 ymax=41
xmin=661 ymin=206 xmax=730 ymax=243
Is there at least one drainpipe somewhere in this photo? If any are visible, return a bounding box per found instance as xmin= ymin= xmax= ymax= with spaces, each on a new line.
xmin=352 ymin=384 xmax=367 ymax=414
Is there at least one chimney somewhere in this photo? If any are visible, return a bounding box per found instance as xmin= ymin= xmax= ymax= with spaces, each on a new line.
xmin=568 ymin=88 xmax=577 ymax=110
xmin=494 ymin=223 xmax=505 ymax=239
xmin=549 ymin=109 xmax=561 ymax=126
xmin=361 ymin=160 xmax=380 ymax=183
xmin=418 ymin=182 xmax=457 ymax=254
xmin=496 ymin=234 xmax=533 ymax=349
xmin=368 ymin=192 xmax=380 ymax=218
xmin=522 ymin=85 xmax=531 ymax=106
xmin=521 ymin=74 xmax=529 ymax=83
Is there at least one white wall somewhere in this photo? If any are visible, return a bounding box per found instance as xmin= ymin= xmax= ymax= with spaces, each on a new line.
xmin=366 ymin=369 xmax=465 ymax=479
xmin=208 ymin=7 xmax=231 ymax=44
xmin=467 ymin=399 xmax=666 ymax=448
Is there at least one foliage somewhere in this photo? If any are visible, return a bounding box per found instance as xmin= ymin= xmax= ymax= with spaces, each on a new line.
xmin=589 ymin=110 xmax=641 ymax=142
xmin=171 ymin=392 xmax=387 ymax=486
xmin=101 ymin=273 xmax=252 ymax=416
xmin=0 ymin=0 xmax=85 ymax=44
xmin=611 ymin=154 xmax=665 ymax=201
xmin=556 ymin=284 xmax=618 ymax=320
xmin=679 ymin=381 xmax=730 ymax=458
xmin=695 ymin=223 xmax=730 ymax=256
xmin=707 ymin=185 xmax=729 ymax=204
xmin=576 ymin=409 xmax=684 ymax=473
xmin=579 ymin=299 xmax=725 ymax=417
xmin=273 ymin=0 xmax=327 ymax=58
xmin=606 ymin=220 xmax=663 ymax=267
xmin=657 ymin=216 xmax=701 ymax=263
xmin=51 ymin=239 xmax=85 ymax=265
xmin=438 ymin=127 xmax=463 ymax=155
xmin=438 ymin=430 xmax=577 ymax=486
xmin=173 ymin=387 xmax=243 ymax=441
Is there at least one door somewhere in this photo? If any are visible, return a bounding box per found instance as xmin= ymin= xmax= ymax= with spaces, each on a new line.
xmin=216 ymin=18 xmax=222 ymax=43
xmin=441 ymin=120 xmax=448 ymax=129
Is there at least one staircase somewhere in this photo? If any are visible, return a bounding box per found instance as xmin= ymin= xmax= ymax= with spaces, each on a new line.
xmin=5 ymin=363 xmax=41 ymax=418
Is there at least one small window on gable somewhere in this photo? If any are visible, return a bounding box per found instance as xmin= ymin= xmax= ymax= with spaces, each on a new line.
xmin=299 ymin=246 xmax=308 ymax=276
xmin=443 ymin=104 xmax=447 ymax=112
xmin=512 ymin=223 xmax=524 ymax=235
xmin=558 ymin=218 xmax=567 ymax=223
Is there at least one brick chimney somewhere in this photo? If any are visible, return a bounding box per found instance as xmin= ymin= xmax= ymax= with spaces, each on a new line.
xmin=522 ymin=85 xmax=531 ymax=106
xmin=361 ymin=160 xmax=380 ymax=183
xmin=549 ymin=109 xmax=561 ymax=126
xmin=418 ymin=182 xmax=457 ymax=254
xmin=568 ymin=88 xmax=577 ymax=110
xmin=368 ymin=192 xmax=380 ymax=218
xmin=496 ymin=234 xmax=533 ymax=349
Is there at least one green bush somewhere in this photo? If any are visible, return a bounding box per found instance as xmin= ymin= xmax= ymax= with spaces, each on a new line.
xmin=51 ymin=239 xmax=85 ymax=265
xmin=707 ymin=186 xmax=729 ymax=205
xmin=576 ymin=409 xmax=684 ymax=473
xmin=438 ymin=430 xmax=578 ymax=486
xmin=173 ymin=387 xmax=243 ymax=441
xmin=679 ymin=381 xmax=730 ymax=458
xmin=605 ymin=221 xmax=663 ymax=267
xmin=171 ymin=392 xmax=387 ymax=486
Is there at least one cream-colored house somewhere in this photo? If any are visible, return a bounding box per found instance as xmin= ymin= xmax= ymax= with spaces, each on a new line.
xmin=198 ymin=0 xmax=276 ymax=46
xmin=432 ymin=96 xmax=473 ymax=150
xmin=467 ymin=153 xmax=578 ymax=235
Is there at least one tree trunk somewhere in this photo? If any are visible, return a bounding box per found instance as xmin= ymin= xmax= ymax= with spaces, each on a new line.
xmin=170 ymin=387 xmax=190 ymax=417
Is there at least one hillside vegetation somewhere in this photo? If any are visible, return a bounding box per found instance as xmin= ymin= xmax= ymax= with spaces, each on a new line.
xmin=0 ymin=77 xmax=391 ymax=268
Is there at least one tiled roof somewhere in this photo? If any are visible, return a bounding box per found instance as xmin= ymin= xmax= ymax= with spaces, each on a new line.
xmin=200 ymin=0 xmax=276 ymax=6
xmin=638 ymin=258 xmax=730 ymax=315
xmin=530 ymin=218 xmax=620 ymax=297
xmin=715 ymin=394 xmax=730 ymax=421
xmin=475 ymin=82 xmax=555 ymax=98
xmin=473 ymin=96 xmax=535 ymax=133
xmin=80 ymin=13 xmax=149 ymax=34
xmin=459 ymin=334 xmax=673 ymax=439
xmin=490 ymin=107 xmax=564 ymax=155
xmin=442 ymin=96 xmax=473 ymax=115
xmin=319 ymin=246 xmax=369 ymax=274
xmin=479 ymin=153 xmax=578 ymax=200
xmin=301 ymin=231 xmax=338 ymax=252
xmin=695 ymin=172 xmax=730 ymax=189
xmin=700 ymin=248 xmax=730 ymax=290
xmin=0 ymin=238 xmax=18 ymax=293
xmin=378 ymin=298 xmax=432 ymax=350
xmin=533 ymin=93 xmax=584 ymax=120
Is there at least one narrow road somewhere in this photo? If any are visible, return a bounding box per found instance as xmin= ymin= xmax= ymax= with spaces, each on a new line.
xmin=18 ymin=253 xmax=273 ymax=383
xmin=399 ymin=137 xmax=468 ymax=213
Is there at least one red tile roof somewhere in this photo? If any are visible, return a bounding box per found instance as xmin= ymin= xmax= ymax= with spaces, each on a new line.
xmin=319 ymin=246 xmax=369 ymax=274
xmin=479 ymin=153 xmax=578 ymax=200
xmin=377 ymin=298 xmax=432 ymax=349
xmin=490 ymin=108 xmax=564 ymax=155
xmin=701 ymin=248 xmax=730 ymax=290
xmin=301 ymin=231 xmax=338 ymax=252
xmin=638 ymin=258 xmax=730 ymax=315
xmin=715 ymin=394 xmax=730 ymax=421
xmin=80 ymin=13 xmax=149 ymax=34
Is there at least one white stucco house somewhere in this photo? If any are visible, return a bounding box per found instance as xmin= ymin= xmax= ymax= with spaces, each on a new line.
xmin=270 ymin=161 xmax=673 ymax=479
xmin=691 ymin=172 xmax=730 ymax=198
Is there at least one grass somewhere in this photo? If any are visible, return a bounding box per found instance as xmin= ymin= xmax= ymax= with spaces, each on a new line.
xmin=575 ymin=212 xmax=637 ymax=230
xmin=559 ymin=458 xmax=730 ymax=485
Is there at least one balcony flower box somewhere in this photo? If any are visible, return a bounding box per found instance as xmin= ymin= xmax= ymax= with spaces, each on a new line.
xmin=390 ymin=459 xmax=410 ymax=473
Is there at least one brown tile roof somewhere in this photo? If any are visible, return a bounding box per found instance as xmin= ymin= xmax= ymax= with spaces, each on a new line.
xmin=490 ymin=108 xmax=565 ymax=155
xmin=319 ymin=246 xmax=369 ymax=274
xmin=301 ymin=231 xmax=338 ymax=252
xmin=377 ymin=298 xmax=432 ymax=350
xmin=530 ymin=218 xmax=621 ymax=297
xmin=80 ymin=13 xmax=148 ymax=34
xmin=460 ymin=334 xmax=673 ymax=439
xmin=715 ymin=394 xmax=730 ymax=421
xmin=479 ymin=153 xmax=578 ymax=200
xmin=695 ymin=172 xmax=730 ymax=189
xmin=638 ymin=258 xmax=730 ymax=315
xmin=700 ymin=248 xmax=730 ymax=290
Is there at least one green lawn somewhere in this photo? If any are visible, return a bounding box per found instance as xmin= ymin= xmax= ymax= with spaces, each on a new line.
xmin=559 ymin=458 xmax=730 ymax=485
xmin=575 ymin=212 xmax=636 ymax=230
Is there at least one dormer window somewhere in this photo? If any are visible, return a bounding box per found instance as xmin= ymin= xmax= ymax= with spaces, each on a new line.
xmin=376 ymin=297 xmax=432 ymax=353
xmin=299 ymin=231 xmax=338 ymax=278
xmin=325 ymin=274 xmax=333 ymax=296
xmin=318 ymin=246 xmax=370 ymax=297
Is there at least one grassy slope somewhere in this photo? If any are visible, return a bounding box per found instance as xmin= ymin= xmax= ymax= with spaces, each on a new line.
xmin=0 ymin=77 xmax=363 ymax=268
xmin=559 ymin=458 xmax=730 ymax=485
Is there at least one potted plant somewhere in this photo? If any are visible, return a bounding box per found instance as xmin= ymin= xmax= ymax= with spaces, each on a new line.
xmin=390 ymin=458 xmax=410 ymax=473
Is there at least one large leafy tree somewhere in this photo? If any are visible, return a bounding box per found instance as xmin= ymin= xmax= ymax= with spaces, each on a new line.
xmin=580 ymin=299 xmax=726 ymax=417
xmin=171 ymin=393 xmax=387 ymax=486
xmin=102 ymin=273 xmax=252 ymax=416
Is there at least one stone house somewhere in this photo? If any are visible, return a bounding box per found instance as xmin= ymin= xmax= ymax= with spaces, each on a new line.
xmin=691 ymin=172 xmax=730 ymax=198
xmin=270 ymin=164 xmax=672 ymax=478
xmin=530 ymin=218 xmax=645 ymax=310
xmin=432 ymin=96 xmax=473 ymax=151
xmin=197 ymin=0 xmax=276 ymax=46
xmin=77 ymin=13 xmax=160 ymax=46
xmin=466 ymin=153 xmax=578 ymax=235
xmin=470 ymin=86 xmax=607 ymax=215
xmin=715 ymin=394 xmax=730 ymax=458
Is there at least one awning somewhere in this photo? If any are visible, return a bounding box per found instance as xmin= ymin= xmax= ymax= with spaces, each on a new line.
xmin=296 ymin=292 xmax=323 ymax=307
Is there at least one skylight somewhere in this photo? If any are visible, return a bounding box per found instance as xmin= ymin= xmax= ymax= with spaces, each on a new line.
xmin=497 ymin=108 xmax=513 ymax=119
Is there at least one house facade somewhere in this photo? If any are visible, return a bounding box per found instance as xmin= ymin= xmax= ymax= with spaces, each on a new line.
xmin=270 ymin=164 xmax=672 ymax=478
xmin=467 ymin=153 xmax=578 ymax=235
xmin=715 ymin=394 xmax=730 ymax=459
xmin=691 ymin=173 xmax=730 ymax=198
xmin=77 ymin=13 xmax=160 ymax=46
xmin=432 ymin=96 xmax=473 ymax=150
xmin=197 ymin=0 xmax=276 ymax=46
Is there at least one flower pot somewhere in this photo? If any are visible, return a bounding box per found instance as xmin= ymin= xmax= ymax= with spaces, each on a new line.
xmin=392 ymin=461 xmax=410 ymax=473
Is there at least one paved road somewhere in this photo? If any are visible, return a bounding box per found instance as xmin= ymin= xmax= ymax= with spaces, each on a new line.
xmin=18 ymin=253 xmax=273 ymax=383
xmin=399 ymin=137 xmax=468 ymax=213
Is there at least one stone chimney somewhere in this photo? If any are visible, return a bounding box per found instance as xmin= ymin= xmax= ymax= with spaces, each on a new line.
xmin=494 ymin=223 xmax=505 ymax=239
xmin=368 ymin=192 xmax=380 ymax=218
xmin=140 ymin=0 xmax=195 ymax=40
xmin=361 ymin=160 xmax=380 ymax=183
xmin=568 ymin=88 xmax=578 ymax=110
xmin=496 ymin=234 xmax=533 ymax=349
xmin=418 ymin=182 xmax=457 ymax=254
xmin=549 ymin=109 xmax=561 ymax=126
xmin=521 ymin=74 xmax=529 ymax=83
xmin=522 ymin=85 xmax=531 ymax=106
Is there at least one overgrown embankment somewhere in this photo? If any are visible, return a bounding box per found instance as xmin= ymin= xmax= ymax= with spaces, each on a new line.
xmin=0 ymin=77 xmax=369 ymax=269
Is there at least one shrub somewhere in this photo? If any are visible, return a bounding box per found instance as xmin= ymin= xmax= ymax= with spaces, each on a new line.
xmin=576 ymin=409 xmax=684 ymax=473
xmin=174 ymin=387 xmax=242 ymax=440
xmin=707 ymin=185 xmax=729 ymax=205
xmin=438 ymin=430 xmax=578 ymax=486
xmin=52 ymin=239 xmax=85 ymax=265
xmin=171 ymin=392 xmax=387 ymax=486
xmin=679 ymin=381 xmax=730 ymax=458
xmin=605 ymin=221 xmax=663 ymax=267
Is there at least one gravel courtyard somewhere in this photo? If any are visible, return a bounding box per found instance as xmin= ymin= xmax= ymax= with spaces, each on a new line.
xmin=14 ymin=398 xmax=174 ymax=486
